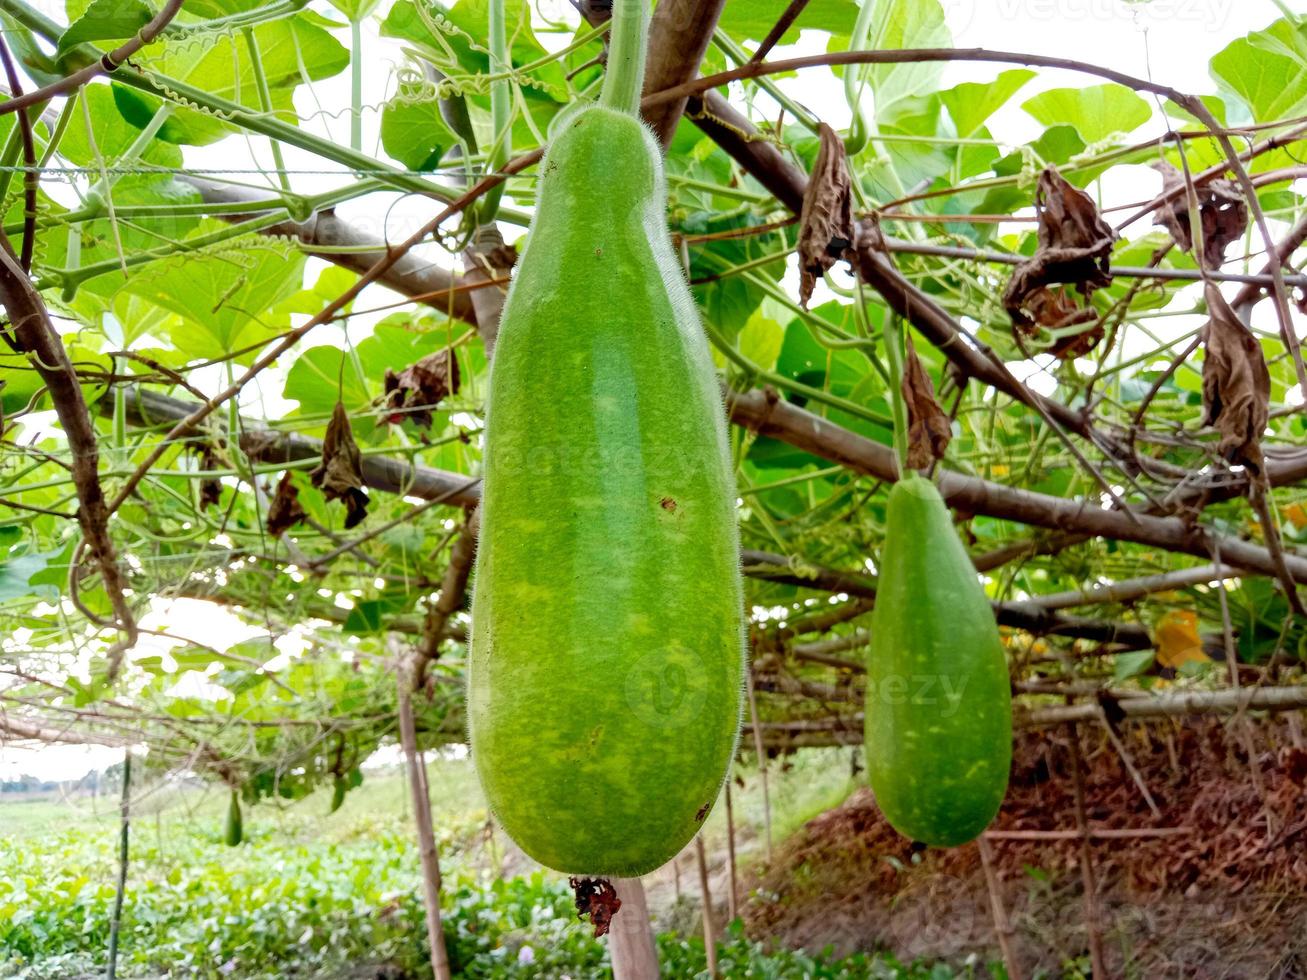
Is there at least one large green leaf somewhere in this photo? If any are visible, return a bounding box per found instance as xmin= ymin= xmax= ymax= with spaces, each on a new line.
xmin=941 ymin=70 xmax=1036 ymax=137
xmin=380 ymin=95 xmax=455 ymax=171
xmin=1022 ymin=84 xmax=1152 ymax=143
xmin=283 ymin=345 xmax=372 ymax=422
xmin=846 ymin=0 xmax=950 ymax=126
xmin=382 ymin=0 xmax=567 ymax=102
xmin=1210 ymin=17 xmax=1307 ymax=124
xmin=57 ymin=0 xmax=152 ymax=55
xmin=719 ymin=0 xmax=858 ymax=45
xmin=125 ymin=224 xmax=304 ymax=360
xmin=115 ymin=15 xmax=349 ymax=145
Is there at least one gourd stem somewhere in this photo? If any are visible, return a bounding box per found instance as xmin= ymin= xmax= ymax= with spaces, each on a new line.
xmin=600 ymin=0 xmax=648 ymax=116
xmin=884 ymin=313 xmax=911 ymax=478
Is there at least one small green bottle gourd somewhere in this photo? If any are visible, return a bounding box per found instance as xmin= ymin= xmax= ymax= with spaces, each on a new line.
xmin=865 ymin=475 xmax=1012 ymax=846
xmin=224 ymin=789 xmax=243 ymax=847
xmin=467 ymin=0 xmax=744 ymax=876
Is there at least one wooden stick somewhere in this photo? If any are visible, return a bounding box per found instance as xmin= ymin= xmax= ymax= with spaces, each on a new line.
xmin=609 ymin=878 xmax=660 ymax=979
xmin=744 ymin=674 xmax=772 ymax=863
xmin=1067 ymin=724 xmax=1107 ymax=978
xmin=724 ymin=781 xmax=739 ymax=921
xmin=106 ymin=749 xmax=132 ymax=980
xmin=695 ymin=835 xmax=719 ymax=978
xmin=1096 ymin=710 xmax=1161 ymax=819
xmin=397 ymin=682 xmax=452 ymax=980
xmin=985 ymin=826 xmax=1190 ymax=841
xmin=977 ymin=836 xmax=1023 ymax=980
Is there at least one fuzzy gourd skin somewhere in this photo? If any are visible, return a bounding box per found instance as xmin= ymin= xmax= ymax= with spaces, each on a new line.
xmin=468 ymin=104 xmax=744 ymax=877
xmin=865 ymin=475 xmax=1012 ymax=847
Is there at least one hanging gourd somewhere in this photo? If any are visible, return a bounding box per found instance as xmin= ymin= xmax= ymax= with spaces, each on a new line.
xmin=468 ymin=0 xmax=744 ymax=875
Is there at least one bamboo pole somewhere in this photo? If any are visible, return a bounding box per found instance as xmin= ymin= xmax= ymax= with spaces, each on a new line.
xmin=397 ymin=682 xmax=452 ymax=980
xmin=724 ymin=782 xmax=739 ymax=921
xmin=695 ymin=835 xmax=719 ymax=978
xmin=744 ymin=674 xmax=773 ymax=863
xmin=105 ymin=749 xmax=131 ymax=980
xmin=1067 ymin=725 xmax=1107 ymax=978
xmin=609 ymin=878 xmax=660 ymax=979
xmin=977 ymin=836 xmax=1023 ymax=980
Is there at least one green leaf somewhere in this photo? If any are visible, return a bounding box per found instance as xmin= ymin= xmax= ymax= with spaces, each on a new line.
xmin=0 ymin=549 xmax=61 ymax=603
xmin=326 ymin=0 xmax=382 ymax=19
xmin=1113 ymin=650 xmax=1155 ymax=682
xmin=382 ymin=0 xmax=567 ymax=102
xmin=847 ymin=0 xmax=951 ymax=126
xmin=380 ymin=95 xmax=454 ymax=171
xmin=941 ymin=70 xmax=1036 ymax=137
xmin=58 ymin=0 xmax=152 ymax=55
xmin=125 ymin=223 xmax=304 ymax=360
xmin=116 ymin=15 xmax=350 ymax=145
xmin=737 ymin=308 xmax=785 ymax=373
xmin=1022 ymin=84 xmax=1152 ymax=144
xmin=356 ymin=320 xmax=450 ymax=383
xmin=283 ymin=346 xmax=372 ymax=423
xmin=719 ymin=0 xmax=859 ymax=45
xmin=1210 ymin=17 xmax=1307 ymax=124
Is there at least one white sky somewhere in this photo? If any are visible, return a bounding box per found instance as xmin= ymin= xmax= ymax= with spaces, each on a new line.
xmin=3 ymin=0 xmax=1303 ymax=781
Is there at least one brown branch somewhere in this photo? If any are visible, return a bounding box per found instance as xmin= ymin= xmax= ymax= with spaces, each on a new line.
xmin=0 ymin=38 xmax=37 ymax=272
xmin=0 ymin=0 xmax=186 ymax=116
xmin=0 ymin=237 xmax=136 ymax=676
xmin=1231 ymin=212 xmax=1307 ymax=317
xmin=727 ymin=387 xmax=1307 ymax=583
xmin=122 ymin=385 xmax=1307 ymax=597
xmin=750 ymin=0 xmax=813 ymax=63
xmin=642 ymin=0 xmax=728 ymax=146
xmin=414 ymin=511 xmax=479 ymax=688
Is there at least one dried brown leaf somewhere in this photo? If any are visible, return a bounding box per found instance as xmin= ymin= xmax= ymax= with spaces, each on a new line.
xmin=1020 ymin=287 xmax=1104 ymax=359
xmin=569 ymin=876 xmax=621 ymax=938
xmin=266 ymin=471 xmax=307 ymax=538
xmin=901 ymin=338 xmax=951 ymax=471
xmin=384 ymin=349 xmax=461 ymax=430
xmin=1004 ymin=168 xmax=1116 ymax=329
xmin=1201 ymin=282 xmax=1270 ymax=473
xmin=1153 ymin=162 xmax=1248 ymax=269
xmin=197 ymin=444 xmax=222 ymax=511
xmin=797 ymin=123 xmax=856 ymax=308
xmin=311 ymin=401 xmax=369 ymax=528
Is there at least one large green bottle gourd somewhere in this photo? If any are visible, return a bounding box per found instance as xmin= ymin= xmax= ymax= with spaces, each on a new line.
xmin=468 ymin=0 xmax=743 ymax=876
xmin=865 ymin=475 xmax=1011 ymax=846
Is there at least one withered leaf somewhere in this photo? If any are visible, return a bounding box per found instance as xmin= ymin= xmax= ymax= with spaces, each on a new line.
xmin=569 ymin=876 xmax=621 ymax=938
xmin=901 ymin=337 xmax=951 ymax=471
xmin=1153 ymin=162 xmax=1247 ymax=270
xmin=1021 ymin=287 xmax=1104 ymax=359
xmin=383 ymin=349 xmax=461 ymax=429
xmin=797 ymin=123 xmax=856 ymax=308
xmin=1201 ymin=282 xmax=1270 ymax=473
xmin=311 ymin=401 xmax=369 ymax=528
xmin=1004 ymin=167 xmax=1116 ymax=329
xmin=197 ymin=444 xmax=222 ymax=511
xmin=266 ymin=471 xmax=307 ymax=538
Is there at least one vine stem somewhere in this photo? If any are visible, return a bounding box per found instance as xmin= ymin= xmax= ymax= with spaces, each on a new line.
xmin=600 ymin=0 xmax=649 ymax=115
xmin=882 ymin=314 xmax=910 ymax=478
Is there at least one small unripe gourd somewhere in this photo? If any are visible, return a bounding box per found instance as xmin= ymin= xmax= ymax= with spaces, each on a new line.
xmin=865 ymin=475 xmax=1011 ymax=846
xmin=468 ymin=1 xmax=743 ymax=876
xmin=224 ymin=789 xmax=243 ymax=847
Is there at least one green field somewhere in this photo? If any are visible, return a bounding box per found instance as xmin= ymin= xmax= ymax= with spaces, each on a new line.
xmin=0 ymin=752 xmax=968 ymax=980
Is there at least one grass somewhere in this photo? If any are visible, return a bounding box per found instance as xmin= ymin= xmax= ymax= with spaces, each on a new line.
xmin=0 ymin=751 xmax=955 ymax=979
